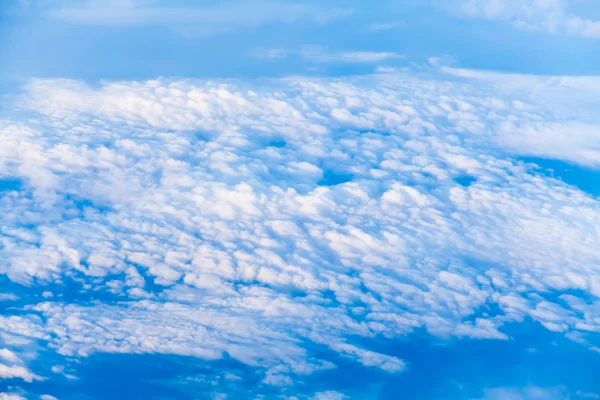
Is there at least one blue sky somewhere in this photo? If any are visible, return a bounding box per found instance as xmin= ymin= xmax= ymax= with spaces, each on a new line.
xmin=2 ymin=1 xmax=600 ymax=399
xmin=2 ymin=0 xmax=600 ymax=84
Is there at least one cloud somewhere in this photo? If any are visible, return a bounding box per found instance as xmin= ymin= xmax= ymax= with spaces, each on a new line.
xmin=312 ymin=392 xmax=347 ymax=400
xmin=577 ymin=391 xmax=600 ymax=400
xmin=301 ymin=50 xmax=403 ymax=63
xmin=439 ymin=65 xmax=600 ymax=167
xmin=329 ymin=343 xmax=406 ymax=372
xmin=3 ymin=66 xmax=600 ymax=391
xmin=0 ymin=363 xmax=41 ymax=382
xmin=474 ymin=385 xmax=569 ymax=400
xmin=440 ymin=0 xmax=600 ymax=39
xmin=0 ymin=394 xmax=26 ymax=400
xmin=252 ymin=48 xmax=290 ymax=59
xmin=0 ymin=348 xmax=41 ymax=383
xmin=43 ymin=0 xmax=352 ymax=35
xmin=0 ymin=293 xmax=18 ymax=301
xmin=253 ymin=47 xmax=403 ymax=63
xmin=0 ymin=349 xmax=20 ymax=364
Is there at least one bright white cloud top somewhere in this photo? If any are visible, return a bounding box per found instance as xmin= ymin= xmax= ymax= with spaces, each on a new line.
xmin=1 ymin=64 xmax=600 ymax=398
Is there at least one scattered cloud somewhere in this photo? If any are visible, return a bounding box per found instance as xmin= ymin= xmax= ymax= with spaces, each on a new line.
xmin=312 ymin=391 xmax=347 ymax=400
xmin=2 ymin=66 xmax=600 ymax=390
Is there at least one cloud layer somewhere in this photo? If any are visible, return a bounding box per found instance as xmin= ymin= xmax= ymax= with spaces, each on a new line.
xmin=442 ymin=0 xmax=600 ymax=39
xmin=1 ymin=67 xmax=600 ymax=396
xmin=16 ymin=0 xmax=352 ymax=36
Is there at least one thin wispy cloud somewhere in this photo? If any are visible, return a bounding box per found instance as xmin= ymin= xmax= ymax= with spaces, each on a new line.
xmin=440 ymin=0 xmax=600 ymax=39
xmin=302 ymin=49 xmax=403 ymax=63
xmin=42 ymin=0 xmax=352 ymax=35
xmin=367 ymin=21 xmax=405 ymax=32
xmin=253 ymin=47 xmax=403 ymax=63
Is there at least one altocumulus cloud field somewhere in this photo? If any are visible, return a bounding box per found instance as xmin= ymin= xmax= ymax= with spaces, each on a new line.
xmin=3 ymin=1 xmax=600 ymax=400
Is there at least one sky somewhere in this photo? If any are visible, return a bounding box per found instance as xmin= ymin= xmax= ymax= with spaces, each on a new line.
xmin=1 ymin=0 xmax=600 ymax=399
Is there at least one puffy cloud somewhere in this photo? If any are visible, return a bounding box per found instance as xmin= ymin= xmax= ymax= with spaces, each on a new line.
xmin=2 ymin=67 xmax=600 ymax=390
xmin=0 ymin=347 xmax=41 ymax=383
xmin=0 ymin=363 xmax=40 ymax=382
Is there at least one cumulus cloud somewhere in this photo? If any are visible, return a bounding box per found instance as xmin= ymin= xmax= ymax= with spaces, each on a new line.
xmin=0 ymin=364 xmax=40 ymax=382
xmin=2 ymin=66 xmax=600 ymax=391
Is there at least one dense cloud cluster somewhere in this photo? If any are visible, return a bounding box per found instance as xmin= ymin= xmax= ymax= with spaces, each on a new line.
xmin=1 ymin=67 xmax=600 ymax=397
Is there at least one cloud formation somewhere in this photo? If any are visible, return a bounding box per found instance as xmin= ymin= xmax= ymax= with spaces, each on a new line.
xmin=475 ymin=385 xmax=569 ymax=400
xmin=253 ymin=47 xmax=403 ymax=64
xmin=2 ymin=66 xmax=600 ymax=395
xmin=41 ymin=0 xmax=352 ymax=35
xmin=442 ymin=0 xmax=600 ymax=39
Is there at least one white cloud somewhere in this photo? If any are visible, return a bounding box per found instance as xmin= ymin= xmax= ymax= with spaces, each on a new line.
xmin=0 ymin=293 xmax=18 ymax=301
xmin=438 ymin=65 xmax=600 ymax=167
xmin=253 ymin=47 xmax=402 ymax=64
xmin=0 ymin=394 xmax=26 ymax=400
xmin=474 ymin=385 xmax=569 ymax=400
xmin=312 ymin=391 xmax=347 ymax=400
xmin=0 ymin=349 xmax=20 ymax=364
xmin=577 ymin=391 xmax=600 ymax=399
xmin=0 ymin=348 xmax=41 ymax=383
xmin=329 ymin=343 xmax=405 ymax=372
xmin=43 ymin=0 xmax=352 ymax=35
xmin=367 ymin=21 xmax=405 ymax=32
xmin=3 ymin=67 xmax=600 ymax=388
xmin=0 ymin=363 xmax=41 ymax=382
xmin=442 ymin=0 xmax=600 ymax=39
xmin=301 ymin=49 xmax=403 ymax=63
